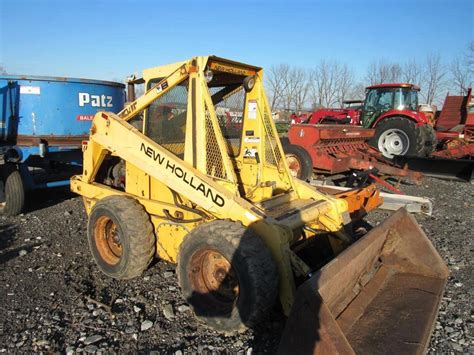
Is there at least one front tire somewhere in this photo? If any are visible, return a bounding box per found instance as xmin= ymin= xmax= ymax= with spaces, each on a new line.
xmin=87 ymin=195 xmax=155 ymax=279
xmin=177 ymin=220 xmax=278 ymax=333
xmin=282 ymin=144 xmax=313 ymax=180
xmin=371 ymin=117 xmax=424 ymax=159
xmin=0 ymin=165 xmax=25 ymax=216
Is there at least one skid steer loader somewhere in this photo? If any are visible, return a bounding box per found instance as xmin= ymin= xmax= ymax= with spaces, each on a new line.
xmin=71 ymin=56 xmax=448 ymax=353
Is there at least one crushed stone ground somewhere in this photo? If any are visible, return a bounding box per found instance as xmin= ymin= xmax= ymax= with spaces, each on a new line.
xmin=0 ymin=177 xmax=472 ymax=353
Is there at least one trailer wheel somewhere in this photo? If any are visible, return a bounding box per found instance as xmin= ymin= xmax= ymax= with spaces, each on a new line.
xmin=88 ymin=195 xmax=155 ymax=279
xmin=372 ymin=117 xmax=424 ymax=159
xmin=420 ymin=125 xmax=437 ymax=156
xmin=283 ymin=144 xmax=313 ymax=180
xmin=177 ymin=220 xmax=278 ymax=333
xmin=0 ymin=165 xmax=25 ymax=216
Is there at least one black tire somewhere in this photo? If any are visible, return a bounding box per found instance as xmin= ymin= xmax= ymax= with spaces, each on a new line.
xmin=282 ymin=144 xmax=313 ymax=180
xmin=420 ymin=124 xmax=437 ymax=156
xmin=177 ymin=220 xmax=278 ymax=333
xmin=279 ymin=137 xmax=290 ymax=146
xmin=87 ymin=195 xmax=155 ymax=279
xmin=370 ymin=117 xmax=424 ymax=159
xmin=0 ymin=165 xmax=25 ymax=216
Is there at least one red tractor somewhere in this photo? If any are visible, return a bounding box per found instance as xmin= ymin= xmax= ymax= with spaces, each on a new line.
xmin=295 ymin=84 xmax=436 ymax=159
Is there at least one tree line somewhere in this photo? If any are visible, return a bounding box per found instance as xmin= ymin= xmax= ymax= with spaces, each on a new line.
xmin=266 ymin=42 xmax=473 ymax=111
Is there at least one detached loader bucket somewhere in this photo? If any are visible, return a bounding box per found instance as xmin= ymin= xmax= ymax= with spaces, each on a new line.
xmin=278 ymin=208 xmax=448 ymax=355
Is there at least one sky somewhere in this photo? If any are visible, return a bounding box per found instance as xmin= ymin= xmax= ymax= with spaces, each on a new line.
xmin=0 ymin=0 xmax=472 ymax=83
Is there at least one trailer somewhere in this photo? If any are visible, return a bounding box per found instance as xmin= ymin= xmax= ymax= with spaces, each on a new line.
xmin=0 ymin=75 xmax=125 ymax=215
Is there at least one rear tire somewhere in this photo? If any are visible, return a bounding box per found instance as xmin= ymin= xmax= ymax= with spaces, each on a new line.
xmin=371 ymin=117 xmax=424 ymax=159
xmin=87 ymin=195 xmax=155 ymax=279
xmin=0 ymin=165 xmax=25 ymax=216
xmin=420 ymin=125 xmax=437 ymax=156
xmin=282 ymin=144 xmax=313 ymax=180
xmin=177 ymin=220 xmax=278 ymax=333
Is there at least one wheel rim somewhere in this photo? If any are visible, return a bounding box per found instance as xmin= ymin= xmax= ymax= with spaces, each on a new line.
xmin=94 ymin=216 xmax=123 ymax=265
xmin=378 ymin=128 xmax=410 ymax=158
xmin=188 ymin=249 xmax=240 ymax=312
xmin=286 ymin=154 xmax=302 ymax=178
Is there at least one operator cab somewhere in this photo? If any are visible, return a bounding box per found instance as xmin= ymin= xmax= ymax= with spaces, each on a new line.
xmin=360 ymin=83 xmax=419 ymax=126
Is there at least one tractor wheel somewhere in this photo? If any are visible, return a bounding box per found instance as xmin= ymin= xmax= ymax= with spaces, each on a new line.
xmin=283 ymin=144 xmax=313 ymax=180
xmin=87 ymin=195 xmax=155 ymax=279
xmin=177 ymin=220 xmax=278 ymax=333
xmin=371 ymin=117 xmax=424 ymax=159
xmin=420 ymin=125 xmax=437 ymax=156
xmin=0 ymin=165 xmax=25 ymax=216
xmin=279 ymin=137 xmax=290 ymax=146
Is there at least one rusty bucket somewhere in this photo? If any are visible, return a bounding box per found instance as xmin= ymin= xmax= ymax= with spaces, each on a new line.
xmin=278 ymin=208 xmax=448 ymax=355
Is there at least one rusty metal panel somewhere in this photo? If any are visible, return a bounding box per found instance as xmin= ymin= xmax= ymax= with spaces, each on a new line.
xmin=16 ymin=134 xmax=89 ymax=147
xmin=278 ymin=209 xmax=448 ymax=355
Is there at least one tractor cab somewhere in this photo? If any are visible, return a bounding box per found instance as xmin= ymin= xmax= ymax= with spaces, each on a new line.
xmin=360 ymin=83 xmax=419 ymax=127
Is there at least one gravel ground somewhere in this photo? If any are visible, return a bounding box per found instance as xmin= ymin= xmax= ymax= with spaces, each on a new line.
xmin=0 ymin=177 xmax=472 ymax=353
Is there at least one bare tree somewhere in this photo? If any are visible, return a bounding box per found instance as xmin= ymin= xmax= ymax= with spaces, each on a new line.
xmin=421 ymin=53 xmax=448 ymax=105
xmin=349 ymin=82 xmax=367 ymax=101
xmin=310 ymin=60 xmax=337 ymax=107
xmin=402 ymin=59 xmax=423 ymax=85
xmin=336 ymin=64 xmax=355 ymax=106
xmin=450 ymin=56 xmax=471 ymax=95
xmin=448 ymin=41 xmax=474 ymax=95
xmin=365 ymin=60 xmax=402 ymax=85
xmin=365 ymin=61 xmax=381 ymax=85
xmin=281 ymin=67 xmax=293 ymax=112
xmin=284 ymin=67 xmax=310 ymax=112
xmin=389 ymin=63 xmax=402 ymax=82
xmin=309 ymin=61 xmax=341 ymax=107
xmin=309 ymin=60 xmax=355 ymax=108
xmin=468 ymin=41 xmax=474 ymax=74
xmin=265 ymin=64 xmax=290 ymax=110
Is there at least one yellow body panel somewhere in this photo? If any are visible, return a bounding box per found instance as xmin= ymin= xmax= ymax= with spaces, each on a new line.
xmin=71 ymin=55 xmax=379 ymax=315
xmin=153 ymin=220 xmax=190 ymax=263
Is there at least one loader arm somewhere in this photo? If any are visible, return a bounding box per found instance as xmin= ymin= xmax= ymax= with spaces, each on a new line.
xmin=74 ymin=111 xmax=262 ymax=225
xmin=118 ymin=61 xmax=192 ymax=122
xmin=74 ymin=109 xmax=349 ymax=232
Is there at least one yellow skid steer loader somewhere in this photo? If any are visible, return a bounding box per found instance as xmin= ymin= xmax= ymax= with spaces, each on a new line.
xmin=71 ymin=56 xmax=448 ymax=354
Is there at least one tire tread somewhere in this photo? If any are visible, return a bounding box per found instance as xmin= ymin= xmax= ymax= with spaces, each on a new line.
xmin=177 ymin=220 xmax=278 ymax=332
xmin=89 ymin=195 xmax=155 ymax=279
xmin=0 ymin=165 xmax=24 ymax=216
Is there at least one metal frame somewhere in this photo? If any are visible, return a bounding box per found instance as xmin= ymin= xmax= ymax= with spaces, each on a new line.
xmin=71 ymin=56 xmax=382 ymax=314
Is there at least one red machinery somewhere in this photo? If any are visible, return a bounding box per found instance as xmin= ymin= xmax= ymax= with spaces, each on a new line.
xmin=286 ymin=88 xmax=474 ymax=183
xmin=284 ymin=124 xmax=422 ymax=192
xmin=295 ymin=85 xmax=474 ymax=162
xmin=299 ymin=100 xmax=363 ymax=125
xmin=390 ymin=89 xmax=474 ymax=181
xmin=432 ymin=88 xmax=474 ymax=158
xmin=293 ymin=84 xmax=436 ymax=159
xmin=290 ymin=112 xmax=311 ymax=125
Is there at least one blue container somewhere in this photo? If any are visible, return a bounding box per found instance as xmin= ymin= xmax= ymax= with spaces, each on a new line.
xmin=0 ymin=75 xmax=125 ymax=215
xmin=0 ymin=75 xmax=125 ymax=143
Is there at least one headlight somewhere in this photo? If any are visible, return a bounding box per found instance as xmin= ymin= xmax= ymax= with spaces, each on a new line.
xmin=243 ymin=75 xmax=256 ymax=92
